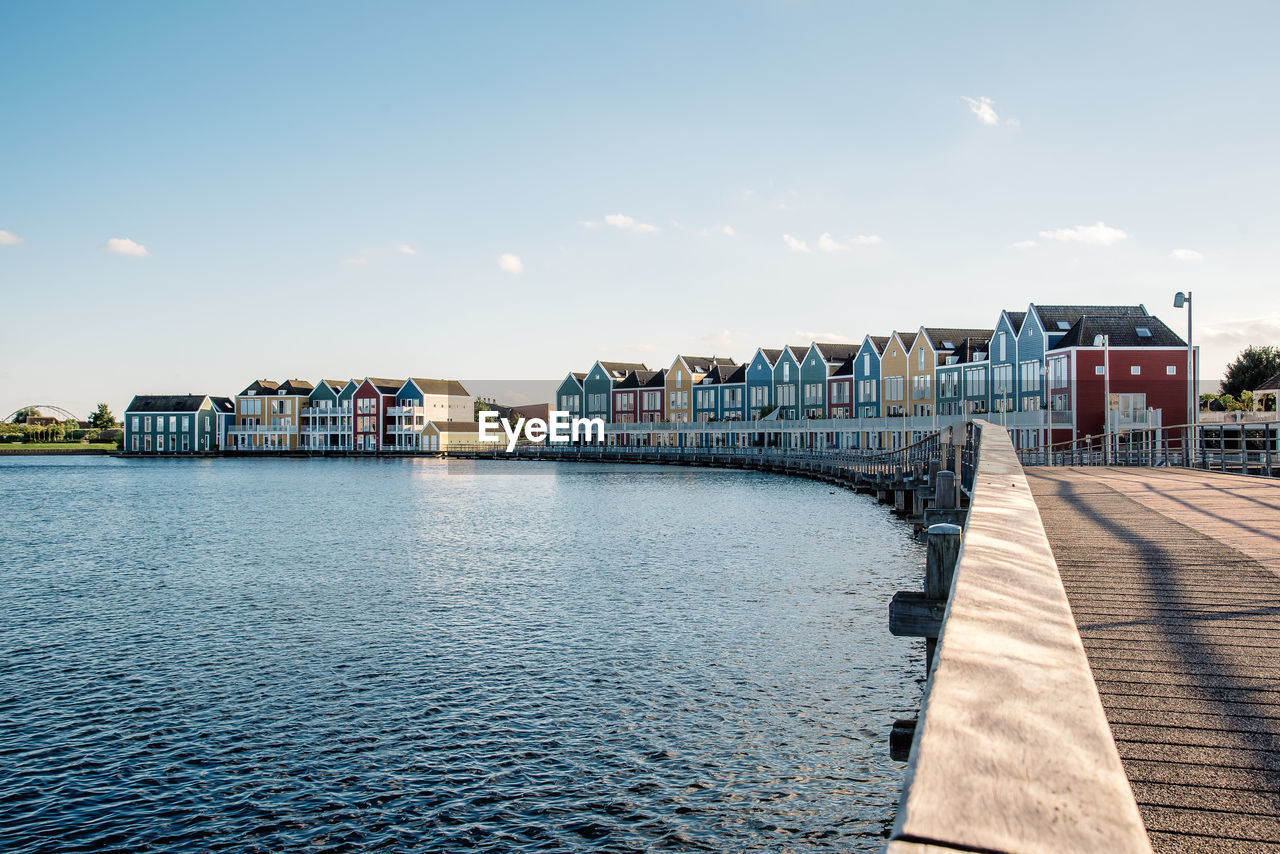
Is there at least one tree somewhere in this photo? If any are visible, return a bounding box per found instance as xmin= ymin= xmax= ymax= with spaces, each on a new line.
xmin=10 ymin=406 xmax=38 ymax=424
xmin=89 ymin=403 xmax=117 ymax=429
xmin=1222 ymin=345 xmax=1280 ymax=398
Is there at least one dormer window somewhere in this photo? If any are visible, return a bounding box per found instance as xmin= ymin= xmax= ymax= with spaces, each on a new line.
xmin=1136 ymin=327 xmax=1152 ymax=338
xmin=1057 ymin=321 xmax=1071 ymax=330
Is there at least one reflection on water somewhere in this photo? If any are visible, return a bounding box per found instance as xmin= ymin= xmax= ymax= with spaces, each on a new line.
xmin=0 ymin=457 xmax=923 ymax=852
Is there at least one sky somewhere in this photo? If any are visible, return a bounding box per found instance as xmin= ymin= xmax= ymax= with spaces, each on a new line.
xmin=3 ymin=0 xmax=1279 ymax=418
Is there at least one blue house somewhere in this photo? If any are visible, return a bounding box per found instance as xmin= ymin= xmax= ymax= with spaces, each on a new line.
xmin=716 ymin=363 xmax=747 ymax=421
xmin=854 ymin=335 xmax=890 ymax=418
xmin=746 ymin=348 xmax=781 ymax=418
xmin=123 ymin=394 xmax=219 ymax=454
xmin=989 ymin=310 xmax=1025 ymax=416
xmin=693 ymin=367 xmax=722 ymax=422
xmin=936 ymin=338 xmax=989 ymax=417
xmin=771 ymin=345 xmax=806 ymax=420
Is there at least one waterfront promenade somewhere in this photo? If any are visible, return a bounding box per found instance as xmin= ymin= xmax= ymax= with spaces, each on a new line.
xmin=1027 ymin=468 xmax=1280 ymax=853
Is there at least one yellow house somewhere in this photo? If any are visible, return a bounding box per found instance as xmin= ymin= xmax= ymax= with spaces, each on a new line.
xmin=665 ymin=356 xmax=734 ymax=423
xmin=907 ymin=326 xmax=995 ymax=417
xmin=879 ymin=333 xmax=911 ymax=418
xmin=423 ymin=420 xmax=481 ymax=452
xmin=231 ymin=378 xmax=312 ymax=451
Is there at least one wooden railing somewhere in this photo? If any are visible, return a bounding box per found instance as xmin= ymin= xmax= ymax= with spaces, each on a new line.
xmin=887 ymin=421 xmax=1151 ymax=853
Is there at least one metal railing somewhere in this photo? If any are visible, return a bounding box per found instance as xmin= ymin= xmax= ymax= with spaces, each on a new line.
xmin=1014 ymin=420 xmax=1280 ymax=476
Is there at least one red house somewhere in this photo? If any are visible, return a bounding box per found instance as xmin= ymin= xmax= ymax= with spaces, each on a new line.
xmin=352 ymin=377 xmax=405 ymax=452
xmin=1045 ymin=316 xmax=1193 ymax=447
xmin=638 ymin=369 xmax=667 ymax=423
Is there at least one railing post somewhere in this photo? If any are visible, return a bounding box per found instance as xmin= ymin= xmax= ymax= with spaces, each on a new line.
xmin=935 ymin=470 xmax=956 ymax=510
xmin=924 ymin=523 xmax=963 ymax=671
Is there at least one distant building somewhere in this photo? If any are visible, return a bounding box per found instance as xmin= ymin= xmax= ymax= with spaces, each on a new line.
xmin=124 ymin=395 xmax=219 ymax=453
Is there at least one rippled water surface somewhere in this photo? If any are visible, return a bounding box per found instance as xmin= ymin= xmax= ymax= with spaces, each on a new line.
xmin=0 ymin=457 xmax=923 ymax=852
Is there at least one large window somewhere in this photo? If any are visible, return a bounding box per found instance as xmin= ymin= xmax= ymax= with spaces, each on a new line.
xmin=964 ymin=367 xmax=987 ymax=398
xmin=588 ymin=393 xmax=608 ymax=411
xmin=1048 ymin=356 xmax=1069 ymax=388
xmin=1020 ymin=360 xmax=1041 ymax=392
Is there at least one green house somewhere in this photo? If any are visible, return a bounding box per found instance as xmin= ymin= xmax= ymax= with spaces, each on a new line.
xmin=124 ymin=395 xmax=219 ymax=454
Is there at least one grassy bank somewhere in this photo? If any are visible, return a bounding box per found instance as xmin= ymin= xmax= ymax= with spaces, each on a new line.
xmin=0 ymin=443 xmax=118 ymax=453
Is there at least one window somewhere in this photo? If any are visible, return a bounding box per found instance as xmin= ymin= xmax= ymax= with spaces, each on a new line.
xmin=616 ymin=395 xmax=634 ymax=412
xmin=131 ymin=416 xmax=139 ymax=431
xmin=1048 ymin=356 xmax=1068 ymax=388
xmin=1136 ymin=327 xmax=1152 ymax=338
xmin=588 ymin=393 xmax=607 ymax=411
xmin=998 ymin=333 xmax=1007 ymax=361
xmin=169 ymin=435 xmax=176 ymax=451
xmin=783 ymin=363 xmax=790 ymax=382
xmin=1131 ymin=365 xmax=1141 ymax=375
xmin=1020 ymin=361 xmax=1041 ymax=391
xmin=144 ymin=416 xmax=152 ymax=431
xmin=145 ymin=436 xmax=151 ymax=452
xmin=863 ymin=353 xmax=870 ymax=372
xmin=182 ymin=435 xmax=190 ymax=452
xmin=918 ymin=349 xmax=925 ymax=370
xmin=776 ymin=384 xmax=796 ymax=406
xmin=991 ymin=363 xmax=1013 ymax=394
xmin=1057 ymin=321 xmax=1071 ymax=331
xmin=964 ymin=367 xmax=987 ymax=398
xmin=131 ymin=436 xmax=138 ymax=451
xmin=181 ymin=415 xmax=190 ymax=431
xmin=1095 ymin=366 xmax=1106 ymax=375
xmin=1167 ymin=365 xmax=1177 ymax=375
xmin=674 ymin=370 xmax=683 ymax=388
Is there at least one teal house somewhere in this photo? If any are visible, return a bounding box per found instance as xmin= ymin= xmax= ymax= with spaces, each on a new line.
xmin=556 ymin=372 xmax=587 ymax=419
xmin=746 ymin=348 xmax=780 ymax=418
xmin=936 ymin=338 xmax=988 ymax=417
xmin=771 ymin=346 xmax=806 ymax=420
xmin=124 ymin=395 xmax=219 ymax=454
xmin=989 ymin=310 xmax=1024 ymax=416
xmin=800 ymin=342 xmax=860 ymax=418
xmin=716 ymin=364 xmax=747 ymax=421
xmin=584 ymin=361 xmax=647 ymax=422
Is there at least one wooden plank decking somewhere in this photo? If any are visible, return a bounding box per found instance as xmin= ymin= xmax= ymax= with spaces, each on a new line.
xmin=1026 ymin=467 xmax=1280 ymax=853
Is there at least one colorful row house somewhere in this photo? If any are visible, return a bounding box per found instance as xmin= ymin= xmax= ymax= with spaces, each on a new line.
xmin=556 ymin=301 xmax=1195 ymax=452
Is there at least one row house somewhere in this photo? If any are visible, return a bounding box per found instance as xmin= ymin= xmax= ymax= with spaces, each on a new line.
xmin=389 ymin=378 xmax=473 ymax=451
xmin=666 ymin=356 xmax=735 ymax=422
xmin=230 ymin=379 xmax=312 ymax=450
xmin=300 ymin=379 xmax=356 ymax=452
xmin=584 ymin=361 xmax=648 ymax=422
xmin=556 ymin=372 xmax=587 ymax=420
xmin=123 ymin=395 xmax=221 ymax=453
xmin=639 ymin=369 xmax=667 ymax=422
xmin=800 ymin=342 xmax=861 ymax=418
xmin=908 ymin=327 xmax=994 ymax=417
xmin=854 ymin=336 xmax=890 ymax=418
xmin=693 ymin=363 xmax=747 ymax=422
xmin=746 ymin=348 xmax=781 ymax=418
xmin=771 ymin=346 xmax=807 ymax=420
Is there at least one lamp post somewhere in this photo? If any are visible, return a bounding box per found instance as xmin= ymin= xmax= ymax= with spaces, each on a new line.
xmin=1174 ymin=291 xmax=1195 ymax=465
xmin=1095 ymin=333 xmax=1111 ymax=465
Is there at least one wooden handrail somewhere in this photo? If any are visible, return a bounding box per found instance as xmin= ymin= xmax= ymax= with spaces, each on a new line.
xmin=887 ymin=421 xmax=1151 ymax=853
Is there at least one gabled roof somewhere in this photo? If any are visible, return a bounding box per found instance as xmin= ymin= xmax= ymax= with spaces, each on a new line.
xmin=239 ymin=379 xmax=279 ymax=395
xmin=754 ymin=348 xmax=783 ymax=366
xmin=810 ymin=342 xmax=861 ymax=363
xmin=785 ymin=345 xmax=807 ymax=361
xmin=674 ymin=355 xmax=734 ymax=375
xmin=1033 ymin=304 xmax=1148 ymax=334
xmin=1004 ymin=311 xmax=1027 ymax=335
xmin=210 ymin=396 xmax=234 ymax=413
xmin=1055 ymin=314 xmax=1185 ymax=348
xmin=425 ymin=420 xmax=481 ymax=433
xmin=559 ymin=372 xmax=586 ymax=390
xmin=613 ymin=370 xmax=643 ymax=390
xmin=699 ymin=363 xmax=743 ymax=385
xmin=641 ymin=369 xmax=667 ymax=389
xmin=278 ymin=379 xmax=314 ymax=395
xmin=363 ymin=377 xmax=405 ymax=394
xmin=829 ymin=356 xmax=855 ymax=377
xmin=595 ymin=360 xmax=648 ymax=380
xmin=919 ymin=327 xmax=996 ymax=352
xmin=858 ymin=335 xmax=891 ymax=356
xmin=405 ymin=377 xmax=470 ymax=397
xmin=721 ymin=364 xmax=747 ymax=384
xmin=321 ymin=379 xmax=347 ymax=393
xmin=126 ymin=394 xmax=210 ymax=413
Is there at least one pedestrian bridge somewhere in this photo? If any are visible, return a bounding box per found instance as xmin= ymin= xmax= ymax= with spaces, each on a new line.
xmin=453 ymin=421 xmax=1280 ymax=853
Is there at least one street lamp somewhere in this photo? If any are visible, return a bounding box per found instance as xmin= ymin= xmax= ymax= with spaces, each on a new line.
xmin=1174 ymin=290 xmax=1196 ymax=464
xmin=1095 ymin=333 xmax=1111 ymax=465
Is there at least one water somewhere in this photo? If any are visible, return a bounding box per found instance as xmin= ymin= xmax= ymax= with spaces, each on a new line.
xmin=0 ymin=457 xmax=924 ymax=852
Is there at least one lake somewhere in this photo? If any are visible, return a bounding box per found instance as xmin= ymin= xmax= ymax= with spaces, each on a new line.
xmin=0 ymin=456 xmax=923 ymax=852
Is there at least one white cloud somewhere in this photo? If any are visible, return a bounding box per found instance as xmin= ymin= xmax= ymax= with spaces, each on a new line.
xmin=1170 ymin=248 xmax=1204 ymax=262
xmin=795 ymin=330 xmax=855 ymax=344
xmin=0 ymin=230 xmax=22 ymax=245
xmin=783 ymin=234 xmax=811 ymax=253
xmin=700 ymin=224 xmax=735 ymax=238
xmin=962 ymin=95 xmax=1000 ymax=126
xmin=578 ymin=220 xmax=599 ymax=229
xmin=1037 ymin=221 xmax=1129 ymax=246
xmin=816 ymin=232 xmax=883 ymax=251
xmin=698 ymin=329 xmax=739 ymax=350
xmin=395 ymin=244 xmax=417 ymax=255
xmin=1011 ymin=240 xmax=1037 ymax=249
xmin=498 ymin=253 xmax=524 ymax=274
xmin=598 ymin=213 xmax=660 ymax=234
xmin=102 ymin=237 xmax=149 ymax=257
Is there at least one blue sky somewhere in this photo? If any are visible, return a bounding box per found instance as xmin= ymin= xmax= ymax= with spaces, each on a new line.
xmin=3 ymin=1 xmax=1278 ymax=417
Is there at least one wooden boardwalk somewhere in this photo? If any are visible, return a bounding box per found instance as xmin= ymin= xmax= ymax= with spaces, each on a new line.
xmin=1026 ymin=467 xmax=1280 ymax=853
